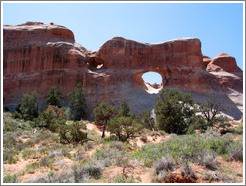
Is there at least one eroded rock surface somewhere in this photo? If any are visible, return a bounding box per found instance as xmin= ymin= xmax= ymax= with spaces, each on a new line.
xmin=3 ymin=22 xmax=243 ymax=119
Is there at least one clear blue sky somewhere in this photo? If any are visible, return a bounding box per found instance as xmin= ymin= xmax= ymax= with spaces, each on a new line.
xmin=2 ymin=2 xmax=244 ymax=84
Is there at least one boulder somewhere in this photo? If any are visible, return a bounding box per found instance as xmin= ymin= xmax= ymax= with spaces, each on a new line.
xmin=207 ymin=53 xmax=242 ymax=73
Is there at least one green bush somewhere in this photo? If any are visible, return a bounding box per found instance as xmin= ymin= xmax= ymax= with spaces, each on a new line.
xmin=19 ymin=91 xmax=39 ymax=120
xmin=228 ymin=141 xmax=243 ymax=162
xmin=3 ymin=133 xmax=18 ymax=149
xmin=141 ymin=109 xmax=158 ymax=131
xmin=114 ymin=174 xmax=135 ymax=183
xmin=131 ymin=130 xmax=241 ymax=168
xmin=120 ymin=99 xmax=131 ymax=117
xmin=3 ymin=174 xmax=18 ymax=183
xmin=40 ymin=156 xmax=54 ymax=167
xmin=155 ymin=88 xmax=195 ymax=134
xmin=93 ymin=142 xmax=129 ymax=167
xmin=153 ymin=155 xmax=175 ymax=175
xmin=26 ymin=162 xmax=39 ymax=174
xmin=197 ymin=99 xmax=229 ymax=130
xmin=22 ymin=149 xmax=36 ymax=160
xmin=46 ymin=86 xmax=63 ymax=107
xmin=3 ymin=150 xmax=19 ymax=164
xmin=108 ymin=116 xmax=143 ymax=142
xmin=34 ymin=106 xmax=67 ymax=130
xmin=68 ymin=82 xmax=87 ymax=120
xmin=232 ymin=122 xmax=243 ymax=135
xmin=94 ymin=102 xmax=119 ymax=138
xmin=59 ymin=122 xmax=88 ymax=144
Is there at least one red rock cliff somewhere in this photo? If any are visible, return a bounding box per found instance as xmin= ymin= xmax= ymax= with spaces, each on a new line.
xmin=3 ymin=22 xmax=243 ymax=119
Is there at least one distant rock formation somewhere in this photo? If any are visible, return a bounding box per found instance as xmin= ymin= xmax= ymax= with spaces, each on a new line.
xmin=3 ymin=22 xmax=243 ymax=119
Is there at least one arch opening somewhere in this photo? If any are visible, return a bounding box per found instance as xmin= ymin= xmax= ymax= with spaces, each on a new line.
xmin=141 ymin=71 xmax=163 ymax=94
xmin=88 ymin=57 xmax=104 ymax=70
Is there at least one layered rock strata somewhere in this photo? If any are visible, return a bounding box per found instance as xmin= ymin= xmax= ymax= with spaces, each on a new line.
xmin=3 ymin=22 xmax=243 ymax=119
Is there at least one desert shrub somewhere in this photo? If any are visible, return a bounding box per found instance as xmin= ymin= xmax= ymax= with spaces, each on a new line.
xmin=33 ymin=129 xmax=59 ymax=144
xmin=180 ymin=163 xmax=197 ymax=180
xmin=108 ymin=116 xmax=143 ymax=142
xmin=93 ymin=142 xmax=129 ymax=167
xmin=153 ymin=155 xmax=176 ymax=175
xmin=141 ymin=109 xmax=158 ymax=131
xmin=19 ymin=91 xmax=39 ymax=120
xmin=202 ymin=130 xmax=232 ymax=155
xmin=3 ymin=112 xmax=30 ymax=133
xmin=46 ymin=86 xmax=63 ymax=107
xmin=93 ymin=148 xmax=123 ymax=167
xmin=34 ymin=106 xmax=66 ymax=130
xmin=227 ymin=141 xmax=243 ymax=162
xmin=40 ymin=156 xmax=54 ymax=167
xmin=197 ymin=149 xmax=219 ymax=170
xmin=86 ymin=129 xmax=101 ymax=144
xmin=48 ymin=150 xmax=63 ymax=158
xmin=140 ymin=134 xmax=148 ymax=143
xmin=68 ymin=82 xmax=87 ymax=120
xmin=103 ymin=135 xmax=118 ymax=142
xmin=155 ymin=88 xmax=195 ymax=134
xmin=84 ymin=141 xmax=94 ymax=150
xmin=187 ymin=115 xmax=207 ymax=134
xmin=3 ymin=119 xmax=19 ymax=133
xmin=202 ymin=171 xmax=235 ymax=183
xmin=22 ymin=149 xmax=36 ymax=160
xmin=26 ymin=162 xmax=39 ymax=174
xmin=232 ymin=122 xmax=243 ymax=135
xmin=32 ymin=169 xmax=87 ymax=183
xmin=197 ymin=99 xmax=229 ymax=131
xmin=3 ymin=150 xmax=19 ymax=164
xmin=81 ymin=163 xmax=103 ymax=179
xmin=59 ymin=122 xmax=88 ymax=144
xmin=3 ymin=133 xmax=18 ymax=149
xmin=12 ymin=111 xmax=23 ymax=119
xmin=107 ymin=141 xmax=126 ymax=151
xmin=3 ymin=174 xmax=18 ymax=183
xmin=113 ymin=174 xmax=135 ymax=183
xmin=152 ymin=170 xmax=171 ymax=183
xmin=73 ymin=161 xmax=104 ymax=181
xmin=120 ymin=99 xmax=131 ymax=117
xmin=35 ymin=110 xmax=55 ymax=128
xmin=74 ymin=150 xmax=86 ymax=161
xmin=131 ymin=130 xmax=239 ymax=168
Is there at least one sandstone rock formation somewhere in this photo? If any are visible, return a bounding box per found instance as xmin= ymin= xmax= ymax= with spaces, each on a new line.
xmin=207 ymin=53 xmax=242 ymax=73
xmin=3 ymin=22 xmax=243 ymax=119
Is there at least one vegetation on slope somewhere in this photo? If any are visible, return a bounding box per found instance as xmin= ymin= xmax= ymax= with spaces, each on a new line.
xmin=3 ymin=87 xmax=243 ymax=183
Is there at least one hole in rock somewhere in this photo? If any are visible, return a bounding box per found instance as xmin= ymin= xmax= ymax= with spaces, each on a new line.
xmin=142 ymin=72 xmax=163 ymax=94
xmin=88 ymin=57 xmax=104 ymax=70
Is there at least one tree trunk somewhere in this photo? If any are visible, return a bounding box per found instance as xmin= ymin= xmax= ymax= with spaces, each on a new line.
xmin=102 ymin=124 xmax=106 ymax=138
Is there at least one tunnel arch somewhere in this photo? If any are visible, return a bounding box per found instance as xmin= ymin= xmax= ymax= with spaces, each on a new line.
xmin=133 ymin=68 xmax=171 ymax=94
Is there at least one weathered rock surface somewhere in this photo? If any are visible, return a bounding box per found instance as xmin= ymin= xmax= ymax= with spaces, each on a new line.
xmin=207 ymin=53 xmax=242 ymax=73
xmin=202 ymin=55 xmax=212 ymax=68
xmin=3 ymin=22 xmax=243 ymax=119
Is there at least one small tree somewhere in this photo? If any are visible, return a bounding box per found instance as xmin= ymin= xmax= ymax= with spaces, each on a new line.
xmin=197 ymin=99 xmax=230 ymax=131
xmin=141 ymin=109 xmax=158 ymax=131
xmin=46 ymin=86 xmax=62 ymax=107
xmin=59 ymin=122 xmax=88 ymax=144
xmin=68 ymin=82 xmax=87 ymax=120
xmin=155 ymin=88 xmax=195 ymax=134
xmin=19 ymin=91 xmax=39 ymax=120
xmin=34 ymin=105 xmax=66 ymax=130
xmin=120 ymin=99 xmax=131 ymax=117
xmin=108 ymin=116 xmax=143 ymax=142
xmin=93 ymin=102 xmax=119 ymax=138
